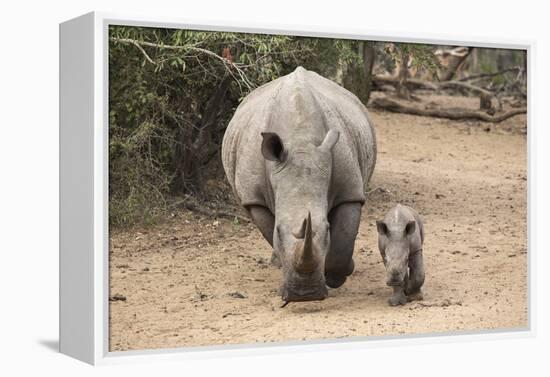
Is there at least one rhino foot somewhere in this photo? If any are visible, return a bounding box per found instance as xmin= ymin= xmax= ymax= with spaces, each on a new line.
xmin=388 ymin=287 xmax=407 ymax=306
xmin=325 ymin=274 xmax=347 ymax=289
xmin=407 ymin=291 xmax=424 ymax=302
xmin=388 ymin=294 xmax=408 ymax=306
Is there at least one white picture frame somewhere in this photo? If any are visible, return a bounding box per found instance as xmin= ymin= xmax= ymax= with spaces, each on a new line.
xmin=59 ymin=11 xmax=535 ymax=365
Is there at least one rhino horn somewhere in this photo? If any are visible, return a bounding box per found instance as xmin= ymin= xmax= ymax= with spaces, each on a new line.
xmin=294 ymin=212 xmax=316 ymax=273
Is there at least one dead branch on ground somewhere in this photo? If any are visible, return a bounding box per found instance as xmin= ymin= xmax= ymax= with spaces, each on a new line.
xmin=370 ymin=97 xmax=526 ymax=123
xmin=458 ymin=67 xmax=521 ymax=82
xmin=182 ymin=200 xmax=251 ymax=223
xmin=372 ymin=76 xmax=501 ymax=113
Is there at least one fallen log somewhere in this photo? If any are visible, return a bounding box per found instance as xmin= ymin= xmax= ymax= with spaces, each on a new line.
xmin=374 ymin=76 xmax=493 ymax=96
xmin=372 ymin=76 xmax=500 ymax=113
xmin=438 ymin=80 xmax=493 ymax=97
xmin=373 ymin=75 xmax=438 ymax=91
xmin=438 ymin=80 xmax=499 ymax=112
xmin=370 ymin=97 xmax=526 ymax=123
xmin=458 ymin=67 xmax=521 ymax=82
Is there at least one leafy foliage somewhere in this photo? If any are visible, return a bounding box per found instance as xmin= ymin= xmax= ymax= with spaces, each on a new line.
xmin=382 ymin=42 xmax=442 ymax=79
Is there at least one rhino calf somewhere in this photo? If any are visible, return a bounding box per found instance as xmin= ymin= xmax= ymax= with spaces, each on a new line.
xmin=376 ymin=204 xmax=425 ymax=306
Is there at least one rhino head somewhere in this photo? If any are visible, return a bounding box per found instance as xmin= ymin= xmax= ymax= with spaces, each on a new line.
xmin=261 ymin=129 xmax=339 ymax=302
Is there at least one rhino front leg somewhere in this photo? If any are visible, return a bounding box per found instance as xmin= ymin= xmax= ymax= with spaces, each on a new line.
xmin=247 ymin=205 xmax=280 ymax=267
xmin=405 ymin=250 xmax=425 ymax=300
xmin=325 ymin=202 xmax=362 ymax=288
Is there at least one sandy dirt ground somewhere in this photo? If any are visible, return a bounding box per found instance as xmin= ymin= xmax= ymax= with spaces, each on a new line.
xmin=109 ymin=94 xmax=527 ymax=352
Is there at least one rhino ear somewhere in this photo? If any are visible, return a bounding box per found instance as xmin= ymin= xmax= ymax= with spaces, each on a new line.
xmin=319 ymin=129 xmax=340 ymax=152
xmin=261 ymin=132 xmax=285 ymax=162
xmin=376 ymin=220 xmax=387 ymax=235
xmin=405 ymin=220 xmax=416 ymax=236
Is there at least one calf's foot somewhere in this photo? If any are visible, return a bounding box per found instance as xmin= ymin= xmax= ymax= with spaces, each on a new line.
xmin=388 ymin=293 xmax=408 ymax=306
xmin=388 ymin=286 xmax=407 ymax=306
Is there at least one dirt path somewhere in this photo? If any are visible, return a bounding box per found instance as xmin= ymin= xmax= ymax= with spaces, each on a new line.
xmin=109 ymin=95 xmax=527 ymax=351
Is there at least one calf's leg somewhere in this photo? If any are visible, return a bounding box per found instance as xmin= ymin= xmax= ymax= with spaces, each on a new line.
xmin=406 ymin=250 xmax=425 ymax=300
xmin=246 ymin=205 xmax=280 ymax=266
xmin=325 ymin=202 xmax=362 ymax=288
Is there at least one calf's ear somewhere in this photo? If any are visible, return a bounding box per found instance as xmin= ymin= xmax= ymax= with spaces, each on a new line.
xmin=261 ymin=132 xmax=285 ymax=162
xmin=376 ymin=220 xmax=387 ymax=235
xmin=405 ymin=220 xmax=416 ymax=236
xmin=319 ymin=129 xmax=340 ymax=152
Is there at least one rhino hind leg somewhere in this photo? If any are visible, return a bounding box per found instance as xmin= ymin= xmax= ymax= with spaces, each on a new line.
xmin=247 ymin=205 xmax=280 ymax=267
xmin=325 ymin=202 xmax=362 ymax=288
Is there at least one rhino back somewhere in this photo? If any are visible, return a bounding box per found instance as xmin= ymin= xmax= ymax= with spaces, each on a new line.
xmin=222 ymin=67 xmax=377 ymax=211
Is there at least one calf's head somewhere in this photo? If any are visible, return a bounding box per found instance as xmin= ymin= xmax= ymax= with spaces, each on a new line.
xmin=261 ymin=129 xmax=339 ymax=302
xmin=376 ymin=220 xmax=416 ymax=286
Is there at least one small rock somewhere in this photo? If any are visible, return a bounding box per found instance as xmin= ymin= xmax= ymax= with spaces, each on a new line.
xmin=229 ymin=292 xmax=246 ymax=299
xmin=197 ymin=292 xmax=208 ymax=300
xmin=109 ymin=294 xmax=126 ymax=302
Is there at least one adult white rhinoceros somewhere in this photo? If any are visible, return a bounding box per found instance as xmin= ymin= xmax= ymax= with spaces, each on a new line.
xmin=222 ymin=66 xmax=376 ymax=302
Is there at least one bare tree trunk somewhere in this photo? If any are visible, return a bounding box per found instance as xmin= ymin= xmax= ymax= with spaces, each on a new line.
xmin=521 ymin=50 xmax=528 ymax=89
xmin=333 ymin=58 xmax=345 ymax=86
xmin=396 ymin=47 xmax=411 ymax=100
xmin=471 ymin=48 xmax=479 ymax=72
xmin=362 ymin=41 xmax=376 ymax=103
xmin=342 ymin=41 xmax=376 ymax=104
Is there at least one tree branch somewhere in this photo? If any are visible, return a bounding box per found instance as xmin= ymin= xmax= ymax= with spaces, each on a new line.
xmin=110 ymin=37 xmax=255 ymax=90
xmin=117 ymin=38 xmax=157 ymax=65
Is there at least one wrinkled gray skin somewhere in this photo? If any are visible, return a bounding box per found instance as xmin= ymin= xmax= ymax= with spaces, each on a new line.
xmin=376 ymin=204 xmax=425 ymax=306
xmin=222 ymin=67 xmax=376 ymax=302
